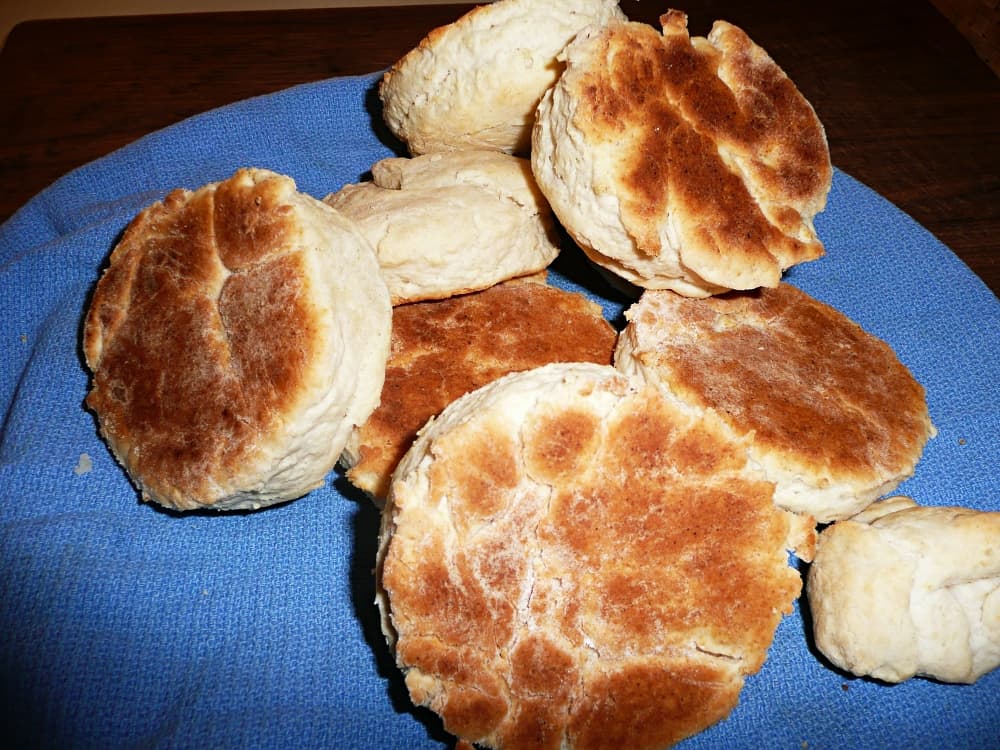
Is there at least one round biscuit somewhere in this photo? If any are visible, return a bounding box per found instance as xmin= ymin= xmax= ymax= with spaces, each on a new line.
xmin=83 ymin=168 xmax=392 ymax=511
xmin=378 ymin=362 xmax=811 ymax=749
xmin=614 ymin=285 xmax=936 ymax=522
xmin=531 ymin=11 xmax=832 ymax=296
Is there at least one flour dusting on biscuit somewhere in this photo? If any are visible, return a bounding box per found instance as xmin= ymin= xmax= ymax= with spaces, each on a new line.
xmin=378 ymin=363 xmax=814 ymax=749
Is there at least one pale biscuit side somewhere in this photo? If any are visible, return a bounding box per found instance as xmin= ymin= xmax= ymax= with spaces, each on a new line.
xmin=808 ymin=496 xmax=1000 ymax=683
xmin=324 ymin=152 xmax=560 ymax=304
xmin=380 ymin=0 xmax=626 ymax=155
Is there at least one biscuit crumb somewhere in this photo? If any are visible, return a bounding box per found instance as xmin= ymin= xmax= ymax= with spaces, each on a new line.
xmin=74 ymin=453 xmax=92 ymax=475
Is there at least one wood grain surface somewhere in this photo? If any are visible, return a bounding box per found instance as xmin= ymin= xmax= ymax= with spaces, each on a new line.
xmin=1 ymin=0 xmax=998 ymax=294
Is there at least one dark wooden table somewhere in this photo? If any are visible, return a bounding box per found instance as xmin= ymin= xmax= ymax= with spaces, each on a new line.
xmin=1 ymin=0 xmax=998 ymax=295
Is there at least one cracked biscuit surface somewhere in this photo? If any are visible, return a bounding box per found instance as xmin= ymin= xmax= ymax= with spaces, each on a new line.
xmin=531 ymin=10 xmax=831 ymax=296
xmin=83 ymin=168 xmax=391 ymax=511
xmin=377 ymin=363 xmax=813 ymax=749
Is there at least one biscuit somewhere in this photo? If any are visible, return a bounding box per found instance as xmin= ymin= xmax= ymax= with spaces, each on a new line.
xmin=377 ymin=362 xmax=814 ymax=749
xmin=324 ymin=150 xmax=560 ymax=304
xmin=614 ymin=285 xmax=935 ymax=522
xmin=83 ymin=168 xmax=392 ymax=511
xmin=531 ymin=11 xmax=832 ymax=296
xmin=379 ymin=0 xmax=626 ymax=155
xmin=371 ymin=149 xmax=549 ymax=208
xmin=807 ymin=496 xmax=1000 ymax=683
xmin=341 ymin=278 xmax=617 ymax=501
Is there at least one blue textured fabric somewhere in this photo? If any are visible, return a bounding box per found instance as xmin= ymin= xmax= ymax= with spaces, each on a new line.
xmin=1 ymin=71 xmax=997 ymax=749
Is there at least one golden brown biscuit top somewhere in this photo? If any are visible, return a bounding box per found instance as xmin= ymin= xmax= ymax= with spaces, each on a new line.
xmin=83 ymin=170 xmax=320 ymax=508
xmin=382 ymin=371 xmax=807 ymax=749
xmin=626 ymin=285 xmax=934 ymax=487
xmin=573 ymin=11 xmax=830 ymax=278
xmin=347 ymin=280 xmax=617 ymax=498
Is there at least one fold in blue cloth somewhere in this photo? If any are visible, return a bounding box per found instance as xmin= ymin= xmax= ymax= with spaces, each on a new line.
xmin=1 ymin=71 xmax=997 ymax=749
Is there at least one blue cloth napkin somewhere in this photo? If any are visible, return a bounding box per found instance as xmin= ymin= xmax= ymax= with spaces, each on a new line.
xmin=1 ymin=71 xmax=997 ymax=749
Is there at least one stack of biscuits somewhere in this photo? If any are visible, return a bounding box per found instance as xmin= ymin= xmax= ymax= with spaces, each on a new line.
xmin=81 ymin=1 xmax=997 ymax=748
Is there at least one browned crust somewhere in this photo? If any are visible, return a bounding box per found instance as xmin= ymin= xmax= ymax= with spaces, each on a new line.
xmin=626 ymin=284 xmax=934 ymax=489
xmin=567 ymin=658 xmax=742 ymax=750
xmin=572 ymin=12 xmax=830 ymax=285
xmin=382 ymin=374 xmax=805 ymax=749
xmin=347 ymin=280 xmax=617 ymax=498
xmin=83 ymin=170 xmax=320 ymax=508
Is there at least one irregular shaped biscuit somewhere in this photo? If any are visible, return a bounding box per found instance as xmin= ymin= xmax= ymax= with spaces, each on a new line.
xmin=341 ymin=278 xmax=617 ymax=501
xmin=83 ymin=168 xmax=392 ymax=511
xmin=378 ymin=362 xmax=814 ymax=750
xmin=532 ymin=11 xmax=832 ymax=296
xmin=808 ymin=496 xmax=1000 ymax=683
xmin=324 ymin=151 xmax=560 ymax=304
xmin=614 ymin=285 xmax=935 ymax=522
xmin=380 ymin=0 xmax=626 ymax=155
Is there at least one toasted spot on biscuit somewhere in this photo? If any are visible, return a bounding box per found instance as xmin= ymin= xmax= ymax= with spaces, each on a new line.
xmin=435 ymin=417 xmax=522 ymax=521
xmin=531 ymin=13 xmax=831 ymax=295
xmin=214 ymin=170 xmax=296 ymax=270
xmin=577 ymin=22 xmax=786 ymax=272
xmin=380 ymin=363 xmax=810 ymax=749
xmin=219 ymin=253 xmax=315 ymax=422
xmin=83 ymin=168 xmax=391 ymax=510
xmin=343 ymin=280 xmax=617 ymax=501
xmin=616 ymin=285 xmax=935 ymax=521
xmin=568 ymin=657 xmax=741 ymax=750
xmin=524 ymin=407 xmax=601 ymax=484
